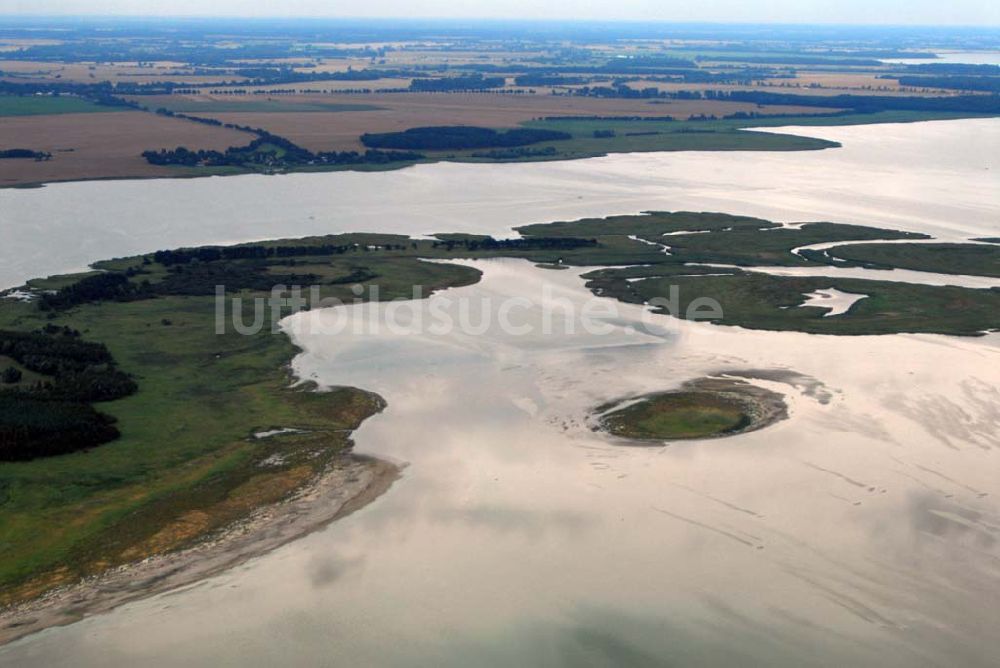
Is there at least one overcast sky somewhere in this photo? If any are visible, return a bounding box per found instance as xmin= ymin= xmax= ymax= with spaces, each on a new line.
xmin=0 ymin=0 xmax=997 ymax=26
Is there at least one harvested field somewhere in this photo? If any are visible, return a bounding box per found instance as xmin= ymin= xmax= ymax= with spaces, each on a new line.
xmin=0 ymin=59 xmax=250 ymax=85
xmin=0 ymin=110 xmax=249 ymax=186
xmin=211 ymin=77 xmax=416 ymax=93
xmin=149 ymin=99 xmax=385 ymax=113
xmin=165 ymin=92 xmax=835 ymax=151
xmin=766 ymin=71 xmax=904 ymax=90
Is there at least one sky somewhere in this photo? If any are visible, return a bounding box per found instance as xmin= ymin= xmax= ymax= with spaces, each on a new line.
xmin=0 ymin=0 xmax=997 ymax=26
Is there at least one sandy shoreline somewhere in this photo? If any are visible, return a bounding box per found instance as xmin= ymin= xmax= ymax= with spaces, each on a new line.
xmin=0 ymin=453 xmax=399 ymax=646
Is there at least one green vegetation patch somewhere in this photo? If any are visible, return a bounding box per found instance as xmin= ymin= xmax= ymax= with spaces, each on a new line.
xmin=0 ymin=94 xmax=112 ymax=116
xmin=597 ymin=378 xmax=787 ymax=442
xmin=823 ymin=242 xmax=1000 ymax=278
xmin=522 ymin=117 xmax=839 ymax=155
xmin=601 ymin=392 xmax=750 ymax=440
xmin=664 ymin=222 xmax=926 ymax=266
xmin=517 ymin=211 xmax=925 ymax=267
xmin=591 ymin=272 xmax=1000 ymax=336
xmin=510 ymin=211 xmax=1000 ymax=336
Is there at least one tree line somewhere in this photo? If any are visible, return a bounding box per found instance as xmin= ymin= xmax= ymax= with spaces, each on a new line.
xmin=37 ymin=263 xmax=325 ymax=310
xmin=360 ymin=126 xmax=571 ymax=151
xmin=0 ymin=148 xmax=51 ymax=160
xmin=143 ymin=129 xmax=424 ymax=169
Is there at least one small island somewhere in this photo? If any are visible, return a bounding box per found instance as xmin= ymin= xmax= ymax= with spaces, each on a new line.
xmin=595 ymin=378 xmax=788 ymax=442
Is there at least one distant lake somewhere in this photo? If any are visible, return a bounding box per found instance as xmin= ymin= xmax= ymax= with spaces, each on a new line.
xmin=881 ymin=50 xmax=1000 ymax=66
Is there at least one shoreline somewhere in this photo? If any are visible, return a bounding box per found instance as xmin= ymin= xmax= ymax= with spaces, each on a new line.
xmin=0 ymin=452 xmax=399 ymax=647
xmin=3 ymin=111 xmax=994 ymax=190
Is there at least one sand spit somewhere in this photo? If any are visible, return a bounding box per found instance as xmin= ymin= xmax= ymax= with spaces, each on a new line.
xmin=0 ymin=455 xmax=399 ymax=646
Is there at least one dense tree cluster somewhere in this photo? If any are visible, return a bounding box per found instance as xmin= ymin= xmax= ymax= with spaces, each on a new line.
xmin=513 ymin=74 xmax=587 ymax=87
xmin=360 ymin=126 xmax=571 ymax=151
xmin=152 ymin=242 xmax=393 ymax=266
xmin=0 ymin=329 xmax=137 ymax=461
xmin=0 ymin=81 xmax=141 ymax=107
xmin=39 ymin=273 xmax=146 ymax=311
xmin=37 ymin=263 xmax=326 ymax=310
xmin=431 ymin=236 xmax=598 ymax=252
xmin=409 ymin=75 xmax=505 ymax=91
xmin=0 ymin=148 xmax=51 ymax=160
xmin=894 ymin=76 xmax=1000 ymax=93
xmin=0 ymin=396 xmax=121 ymax=461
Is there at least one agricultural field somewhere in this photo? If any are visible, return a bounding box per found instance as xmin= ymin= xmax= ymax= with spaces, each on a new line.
xmin=0 ymin=94 xmax=110 ymax=116
xmin=0 ymin=19 xmax=996 ymax=185
xmin=144 ymin=92 xmax=833 ymax=152
xmin=0 ymin=110 xmax=249 ymax=186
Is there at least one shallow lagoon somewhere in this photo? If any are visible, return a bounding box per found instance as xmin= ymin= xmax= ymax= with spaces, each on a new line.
xmin=1 ymin=119 xmax=999 ymax=667
xmin=7 ymin=258 xmax=999 ymax=666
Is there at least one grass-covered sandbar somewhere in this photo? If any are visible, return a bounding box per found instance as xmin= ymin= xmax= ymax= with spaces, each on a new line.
xmin=595 ymin=377 xmax=788 ymax=442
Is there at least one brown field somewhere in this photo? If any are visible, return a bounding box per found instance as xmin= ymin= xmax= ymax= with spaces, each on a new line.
xmin=770 ymin=71 xmax=903 ymax=90
xmin=188 ymin=78 xmax=415 ymax=94
xmin=0 ymin=110 xmax=248 ymax=186
xmin=144 ymin=92 xmax=834 ymax=152
xmin=0 ymin=60 xmax=250 ymax=85
xmin=308 ymin=59 xmax=388 ymax=73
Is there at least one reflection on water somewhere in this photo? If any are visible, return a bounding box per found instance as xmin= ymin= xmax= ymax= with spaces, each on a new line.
xmin=2 ymin=118 xmax=999 ymax=666
xmin=5 ymin=257 xmax=999 ymax=667
xmin=1 ymin=118 xmax=997 ymax=290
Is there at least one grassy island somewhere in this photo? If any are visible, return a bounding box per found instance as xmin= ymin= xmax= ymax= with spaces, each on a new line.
xmin=822 ymin=242 xmax=1000 ymax=278
xmin=596 ymin=378 xmax=788 ymax=442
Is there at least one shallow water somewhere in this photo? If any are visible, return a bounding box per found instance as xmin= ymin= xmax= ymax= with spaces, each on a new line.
xmin=6 ymin=258 xmax=999 ymax=667
xmin=2 ymin=119 xmax=999 ymax=667
xmin=1 ymin=118 xmax=997 ymax=290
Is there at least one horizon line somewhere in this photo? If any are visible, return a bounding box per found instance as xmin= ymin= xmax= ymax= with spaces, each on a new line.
xmin=0 ymin=15 xmax=998 ymax=29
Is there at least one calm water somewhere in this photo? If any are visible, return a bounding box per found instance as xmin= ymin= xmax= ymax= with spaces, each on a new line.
xmin=881 ymin=51 xmax=1000 ymax=66
xmin=2 ymin=119 xmax=999 ymax=667
xmin=1 ymin=118 xmax=997 ymax=290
